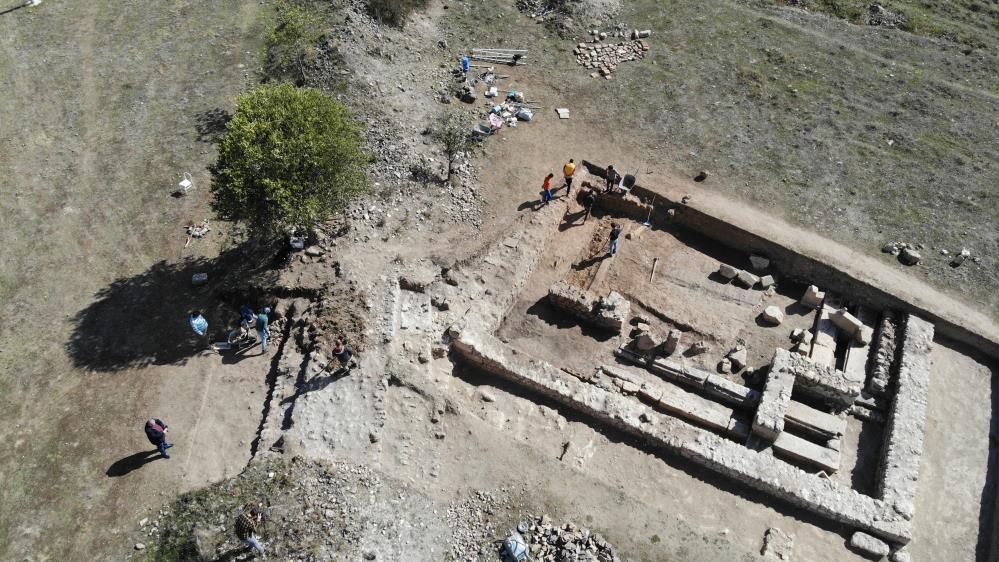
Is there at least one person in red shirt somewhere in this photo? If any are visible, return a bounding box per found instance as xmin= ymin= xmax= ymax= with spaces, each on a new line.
xmin=541 ymin=173 xmax=554 ymax=205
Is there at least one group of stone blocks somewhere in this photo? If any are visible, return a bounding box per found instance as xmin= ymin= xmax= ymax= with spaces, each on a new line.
xmin=717 ymin=262 xmax=775 ymax=290
xmin=547 ymin=280 xmax=631 ymax=333
xmin=616 ymin=346 xmax=846 ymax=473
xmin=450 ymin=328 xmax=913 ymax=544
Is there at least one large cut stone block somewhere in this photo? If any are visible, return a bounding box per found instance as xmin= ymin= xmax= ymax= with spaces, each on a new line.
xmin=753 ymin=367 xmax=795 ymax=441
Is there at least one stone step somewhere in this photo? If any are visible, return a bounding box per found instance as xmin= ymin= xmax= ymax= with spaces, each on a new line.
xmin=773 ymin=431 xmax=841 ymax=473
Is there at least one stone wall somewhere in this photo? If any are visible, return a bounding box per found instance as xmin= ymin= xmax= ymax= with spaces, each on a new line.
xmin=877 ymin=315 xmax=934 ymax=524
xmin=548 ymin=280 xmax=630 ymax=332
xmin=771 ymin=348 xmax=862 ymax=410
xmin=451 ymin=328 xmax=911 ymax=544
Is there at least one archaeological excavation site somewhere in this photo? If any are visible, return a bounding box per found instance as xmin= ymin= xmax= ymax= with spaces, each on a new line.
xmin=229 ymin=158 xmax=999 ymax=561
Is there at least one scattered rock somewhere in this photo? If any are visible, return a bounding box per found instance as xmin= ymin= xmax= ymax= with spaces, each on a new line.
xmin=761 ymin=527 xmax=794 ymax=560
xmin=801 ymin=285 xmax=825 ymax=308
xmin=717 ymin=357 xmax=732 ymax=374
xmin=759 ymin=274 xmax=775 ymax=289
xmin=899 ymin=247 xmax=921 ymax=266
xmin=868 ymin=3 xmax=906 ymax=27
xmin=664 ymin=329 xmax=682 ymax=355
xmin=749 ymin=255 xmax=770 ymax=271
xmin=761 ymin=305 xmax=784 ymax=326
xmin=951 ymin=248 xmax=971 ymax=267
xmin=849 ymin=531 xmax=890 ymax=557
xmin=727 ymin=345 xmax=748 ymax=370
xmin=304 ymin=245 xmax=324 ymax=257
xmin=134 ymin=543 xmax=146 ymax=551
xmin=736 ymin=270 xmax=760 ymax=288
xmin=718 ymin=263 xmax=740 ymax=279
xmin=480 ymin=391 xmax=496 ymax=403
xmin=633 ymin=332 xmax=660 ymax=352
xmin=689 ymin=341 xmax=710 ymax=355
xmin=890 ymin=548 xmax=911 ymax=562
xmin=694 ymin=170 xmax=708 ymax=182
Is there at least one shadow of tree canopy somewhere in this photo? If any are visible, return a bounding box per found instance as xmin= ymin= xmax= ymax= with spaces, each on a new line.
xmin=195 ymin=107 xmax=231 ymax=143
xmin=66 ymin=242 xmax=281 ymax=373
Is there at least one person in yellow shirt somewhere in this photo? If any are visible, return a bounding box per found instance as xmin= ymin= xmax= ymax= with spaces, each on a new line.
xmin=562 ymin=159 xmax=576 ymax=197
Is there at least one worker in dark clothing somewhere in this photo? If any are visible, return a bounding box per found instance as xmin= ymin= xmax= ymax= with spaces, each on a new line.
xmin=608 ymin=223 xmax=623 ymax=256
xmin=235 ymin=504 xmax=265 ymax=555
xmin=605 ymin=165 xmax=620 ymax=193
xmin=582 ymin=190 xmax=597 ymax=224
xmin=332 ymin=339 xmax=358 ymax=370
xmin=144 ymin=418 xmax=172 ymax=459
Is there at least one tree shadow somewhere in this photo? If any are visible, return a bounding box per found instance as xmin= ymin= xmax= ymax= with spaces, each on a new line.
xmin=106 ymin=450 xmax=161 ymax=477
xmin=195 ymin=107 xmax=231 ymax=143
xmin=66 ymin=243 xmax=279 ymax=373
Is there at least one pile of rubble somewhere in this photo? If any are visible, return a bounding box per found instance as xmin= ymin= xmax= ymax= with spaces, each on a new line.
xmin=881 ymin=241 xmax=922 ymax=265
xmin=573 ymin=39 xmax=650 ymax=78
xmin=508 ymin=514 xmax=620 ymax=562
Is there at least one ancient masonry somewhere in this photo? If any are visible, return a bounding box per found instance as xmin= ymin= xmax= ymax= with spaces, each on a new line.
xmin=450 ymin=328 xmax=911 ymax=543
xmin=433 ymin=168 xmax=960 ymax=557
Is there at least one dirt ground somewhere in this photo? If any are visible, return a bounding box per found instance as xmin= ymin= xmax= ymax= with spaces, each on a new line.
xmin=0 ymin=1 xmax=271 ymax=558
xmin=2 ymin=0 xmax=998 ymax=560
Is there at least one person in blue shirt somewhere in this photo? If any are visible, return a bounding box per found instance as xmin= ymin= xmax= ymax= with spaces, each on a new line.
xmin=238 ymin=305 xmax=255 ymax=339
xmin=256 ymin=308 xmax=271 ymax=352
xmin=189 ymin=310 xmax=210 ymax=349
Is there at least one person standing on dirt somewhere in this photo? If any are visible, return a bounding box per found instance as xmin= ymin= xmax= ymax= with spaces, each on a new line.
xmin=144 ymin=418 xmax=172 ymax=459
xmin=541 ymin=173 xmax=554 ymax=206
xmin=332 ymin=339 xmax=358 ymax=370
xmin=189 ymin=311 xmax=210 ymax=349
xmin=562 ymin=159 xmax=576 ymax=196
xmin=582 ymin=190 xmax=597 ymax=224
xmin=235 ymin=504 xmax=265 ymax=555
xmin=605 ymin=165 xmax=620 ymax=193
xmin=256 ymin=308 xmax=271 ymax=353
xmin=239 ymin=305 xmax=255 ymax=339
xmin=608 ymin=223 xmax=623 ymax=256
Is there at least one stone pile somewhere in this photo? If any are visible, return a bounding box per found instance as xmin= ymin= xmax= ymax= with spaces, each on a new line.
xmin=573 ymin=40 xmax=650 ymax=78
xmin=515 ymin=514 xmax=620 ymax=562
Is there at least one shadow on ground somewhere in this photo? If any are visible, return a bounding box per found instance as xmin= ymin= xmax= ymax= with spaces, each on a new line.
xmin=66 ymin=243 xmax=280 ymax=373
xmin=106 ymin=450 xmax=161 ymax=477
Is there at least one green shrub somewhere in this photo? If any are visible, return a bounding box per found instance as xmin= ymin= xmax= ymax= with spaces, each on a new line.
xmin=367 ymin=0 xmax=429 ymax=27
xmin=210 ymin=83 xmax=369 ymax=240
xmin=263 ymin=0 xmax=326 ymax=84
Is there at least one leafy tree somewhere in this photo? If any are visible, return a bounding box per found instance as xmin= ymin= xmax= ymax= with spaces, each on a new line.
xmin=431 ymin=109 xmax=473 ymax=183
xmin=211 ymin=83 xmax=368 ymax=239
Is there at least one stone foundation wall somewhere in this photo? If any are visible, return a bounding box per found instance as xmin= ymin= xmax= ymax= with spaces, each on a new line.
xmin=877 ymin=315 xmax=934 ymax=524
xmin=452 ymin=328 xmax=911 ymax=544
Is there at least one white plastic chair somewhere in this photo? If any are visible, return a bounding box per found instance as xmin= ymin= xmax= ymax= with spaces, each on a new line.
xmin=178 ymin=173 xmax=194 ymax=194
